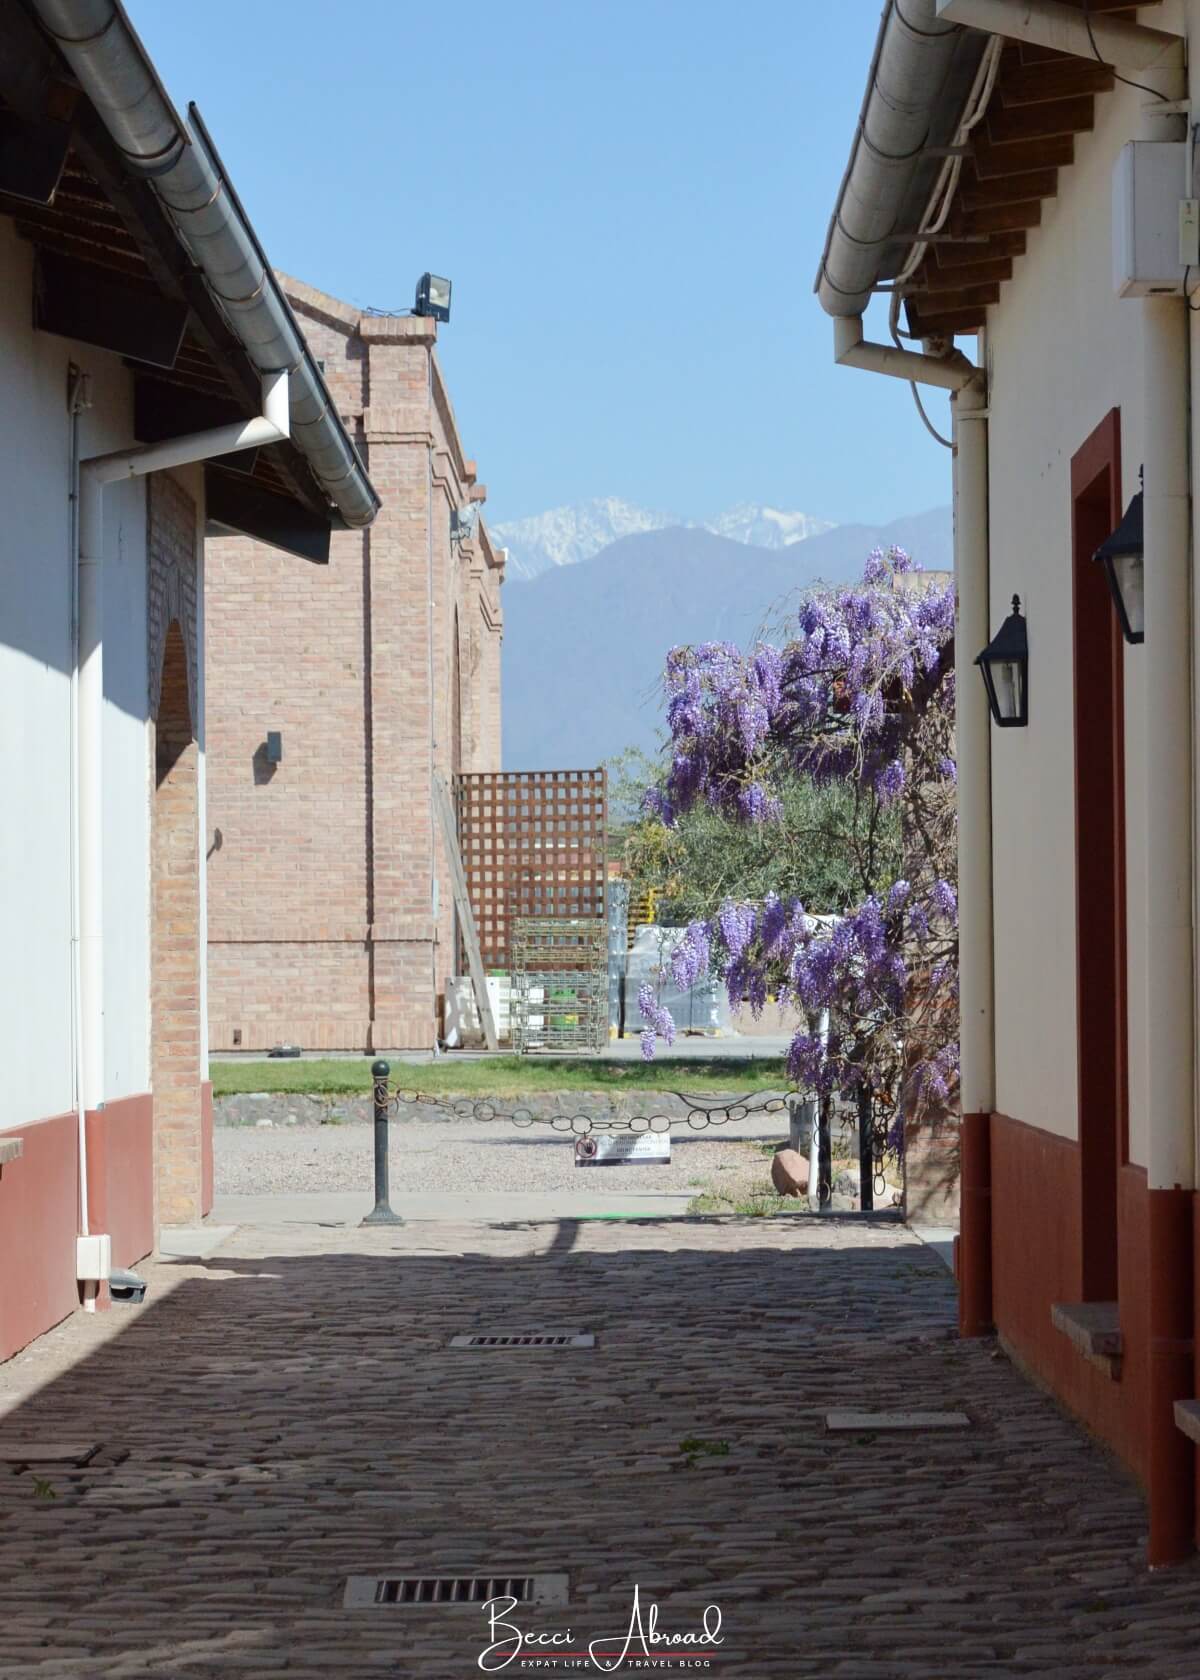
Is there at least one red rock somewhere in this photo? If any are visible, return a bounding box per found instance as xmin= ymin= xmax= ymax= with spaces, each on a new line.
xmin=771 ymin=1148 xmax=809 ymax=1198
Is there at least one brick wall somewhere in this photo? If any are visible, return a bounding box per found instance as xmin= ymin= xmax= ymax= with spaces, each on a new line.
xmin=149 ymin=474 xmax=203 ymax=1224
xmin=205 ymin=277 xmax=505 ymax=1052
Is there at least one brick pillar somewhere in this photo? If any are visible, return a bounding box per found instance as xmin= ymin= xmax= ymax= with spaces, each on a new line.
xmin=360 ymin=317 xmax=441 ymax=1046
xmin=148 ymin=474 xmax=202 ymax=1226
xmin=152 ymin=622 xmax=201 ymax=1223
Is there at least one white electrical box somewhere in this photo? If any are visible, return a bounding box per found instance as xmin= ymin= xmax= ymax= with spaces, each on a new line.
xmin=1113 ymin=141 xmax=1189 ymax=297
xmin=76 ymin=1232 xmax=112 ymax=1281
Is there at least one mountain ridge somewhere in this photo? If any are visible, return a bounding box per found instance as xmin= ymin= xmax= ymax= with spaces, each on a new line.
xmin=493 ymin=496 xmax=837 ymax=582
xmin=501 ymin=505 xmax=953 ymax=770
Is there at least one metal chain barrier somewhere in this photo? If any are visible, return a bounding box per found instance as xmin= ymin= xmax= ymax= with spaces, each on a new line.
xmin=387 ymin=1085 xmax=792 ymax=1135
xmin=870 ymin=1093 xmax=894 ymax=1200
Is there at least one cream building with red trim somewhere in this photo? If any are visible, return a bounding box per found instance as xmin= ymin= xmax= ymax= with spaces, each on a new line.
xmin=821 ymin=0 xmax=1200 ymax=1565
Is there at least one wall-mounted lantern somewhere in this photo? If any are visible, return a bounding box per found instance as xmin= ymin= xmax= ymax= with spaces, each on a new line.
xmin=1093 ymin=475 xmax=1144 ymax=645
xmin=266 ymin=731 xmax=283 ymax=764
xmin=975 ymin=594 xmax=1029 ymax=728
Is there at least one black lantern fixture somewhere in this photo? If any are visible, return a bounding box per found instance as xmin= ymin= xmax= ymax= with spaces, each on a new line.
xmin=1093 ymin=472 xmax=1144 ymax=644
xmin=975 ymin=594 xmax=1029 ymax=728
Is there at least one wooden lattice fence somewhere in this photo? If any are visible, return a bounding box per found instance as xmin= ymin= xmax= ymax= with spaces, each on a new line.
xmin=454 ymin=769 xmax=607 ymax=972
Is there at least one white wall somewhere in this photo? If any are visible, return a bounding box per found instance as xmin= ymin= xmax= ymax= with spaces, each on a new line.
xmin=986 ymin=80 xmax=1150 ymax=1159
xmin=0 ymin=221 xmax=153 ymax=1125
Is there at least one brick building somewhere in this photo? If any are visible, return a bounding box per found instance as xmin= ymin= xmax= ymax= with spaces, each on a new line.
xmin=205 ymin=276 xmax=505 ymax=1053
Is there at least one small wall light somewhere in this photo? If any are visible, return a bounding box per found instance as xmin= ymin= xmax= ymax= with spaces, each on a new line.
xmin=414 ymin=273 xmax=452 ymax=322
xmin=975 ymin=594 xmax=1029 ymax=728
xmin=266 ymin=731 xmax=283 ymax=764
xmin=450 ymin=504 xmax=479 ymax=547
xmin=1093 ymin=472 xmax=1144 ymax=644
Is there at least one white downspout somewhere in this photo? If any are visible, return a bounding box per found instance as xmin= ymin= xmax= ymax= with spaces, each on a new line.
xmin=829 ymin=314 xmax=993 ymax=1321
xmin=1131 ymin=61 xmax=1193 ymax=1569
xmin=1138 ymin=70 xmax=1193 ymax=1200
xmin=68 ymin=367 xmax=92 ymax=1255
xmin=74 ymin=369 xmax=289 ymax=1303
xmin=834 ymin=317 xmax=978 ymax=392
xmin=952 ymin=372 xmax=996 ymax=1336
xmin=953 ymin=374 xmax=994 ymax=1123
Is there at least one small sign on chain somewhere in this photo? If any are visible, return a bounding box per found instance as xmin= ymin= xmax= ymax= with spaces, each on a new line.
xmin=575 ymin=1132 xmax=671 ymax=1167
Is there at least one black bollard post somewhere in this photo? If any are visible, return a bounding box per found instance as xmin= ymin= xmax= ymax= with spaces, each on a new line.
xmin=361 ymin=1059 xmax=403 ymax=1226
xmin=818 ymin=1091 xmax=833 ymax=1211
xmin=857 ymin=1086 xmax=874 ymax=1212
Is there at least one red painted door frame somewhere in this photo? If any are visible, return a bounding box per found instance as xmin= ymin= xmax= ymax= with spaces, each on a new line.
xmin=1070 ymin=409 xmax=1127 ymax=1302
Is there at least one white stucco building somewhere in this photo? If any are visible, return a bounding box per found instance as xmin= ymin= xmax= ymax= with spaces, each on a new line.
xmin=821 ymin=0 xmax=1200 ymax=1565
xmin=0 ymin=0 xmax=378 ymax=1360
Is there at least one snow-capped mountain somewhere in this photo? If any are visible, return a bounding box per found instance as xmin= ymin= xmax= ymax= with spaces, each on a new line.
xmin=704 ymin=503 xmax=836 ymax=550
xmin=492 ymin=497 xmax=838 ymax=582
xmin=492 ymin=497 xmax=679 ymax=582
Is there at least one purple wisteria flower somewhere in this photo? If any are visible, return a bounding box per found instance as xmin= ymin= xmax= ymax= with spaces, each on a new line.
xmin=638 ymin=545 xmax=960 ymax=1127
xmin=637 ymin=982 xmax=676 ymax=1057
xmin=671 ymin=922 xmax=711 ymax=991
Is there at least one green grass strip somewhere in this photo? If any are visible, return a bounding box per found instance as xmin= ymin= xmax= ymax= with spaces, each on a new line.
xmin=209 ymin=1054 xmax=786 ymax=1100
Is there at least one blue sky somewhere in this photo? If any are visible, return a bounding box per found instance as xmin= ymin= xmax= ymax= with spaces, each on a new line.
xmin=133 ymin=1 xmax=955 ymax=529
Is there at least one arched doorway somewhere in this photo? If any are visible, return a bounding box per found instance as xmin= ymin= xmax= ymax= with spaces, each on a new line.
xmin=151 ymin=618 xmax=202 ymax=1226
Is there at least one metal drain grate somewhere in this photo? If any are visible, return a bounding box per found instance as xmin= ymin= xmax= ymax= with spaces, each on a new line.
xmin=449 ymin=1332 xmax=594 ymax=1349
xmin=345 ymin=1572 xmax=568 ymax=1608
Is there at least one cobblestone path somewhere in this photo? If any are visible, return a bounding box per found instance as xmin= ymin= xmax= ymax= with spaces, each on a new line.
xmin=0 ymin=1214 xmax=1197 ymax=1678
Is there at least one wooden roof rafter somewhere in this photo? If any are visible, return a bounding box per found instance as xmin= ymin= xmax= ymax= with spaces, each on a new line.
xmin=0 ymin=13 xmax=331 ymax=526
xmin=902 ymin=0 xmax=1149 ymax=340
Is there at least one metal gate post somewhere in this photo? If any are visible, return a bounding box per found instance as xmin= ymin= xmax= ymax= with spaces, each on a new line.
xmin=361 ymin=1058 xmax=403 ymax=1226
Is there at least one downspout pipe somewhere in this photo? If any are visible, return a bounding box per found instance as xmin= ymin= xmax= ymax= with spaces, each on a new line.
xmin=831 ymin=317 xmax=993 ymax=1327
xmin=952 ymin=375 xmax=994 ymax=1337
xmin=32 ymin=0 xmax=380 ymax=531
xmin=1133 ymin=70 xmax=1195 ymax=1572
xmin=834 ymin=315 xmax=977 ymax=391
xmin=74 ymin=371 xmax=288 ymax=1288
xmin=818 ymin=0 xmax=995 ymax=1329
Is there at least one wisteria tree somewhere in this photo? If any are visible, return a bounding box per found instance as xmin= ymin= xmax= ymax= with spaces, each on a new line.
xmin=638 ymin=546 xmax=959 ymax=1133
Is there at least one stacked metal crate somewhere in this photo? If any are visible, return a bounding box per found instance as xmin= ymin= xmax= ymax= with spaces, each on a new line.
xmin=510 ymin=917 xmax=608 ymax=1054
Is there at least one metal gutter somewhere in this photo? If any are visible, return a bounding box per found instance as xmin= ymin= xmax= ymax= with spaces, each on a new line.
xmin=31 ymin=0 xmax=380 ymax=529
xmin=815 ymin=0 xmax=982 ymax=318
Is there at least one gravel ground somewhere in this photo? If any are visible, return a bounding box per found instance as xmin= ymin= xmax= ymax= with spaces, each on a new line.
xmin=215 ymin=1102 xmax=789 ymax=1203
xmin=214 ymin=1104 xmax=904 ymax=1211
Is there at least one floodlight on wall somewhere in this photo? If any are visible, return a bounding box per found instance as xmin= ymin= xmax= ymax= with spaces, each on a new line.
xmin=1093 ymin=472 xmax=1144 ymax=645
xmin=450 ymin=504 xmax=479 ymax=547
xmin=414 ymin=273 xmax=452 ymax=322
xmin=975 ymin=595 xmax=1029 ymax=728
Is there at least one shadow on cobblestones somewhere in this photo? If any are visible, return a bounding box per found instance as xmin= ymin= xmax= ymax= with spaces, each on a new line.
xmin=0 ymin=1216 xmax=1197 ymax=1678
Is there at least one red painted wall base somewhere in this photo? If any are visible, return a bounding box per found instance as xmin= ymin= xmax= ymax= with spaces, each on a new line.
xmin=201 ymin=1080 xmax=214 ymax=1218
xmin=0 ymin=1111 xmax=78 ymax=1362
xmin=960 ymin=1111 xmax=992 ymax=1336
xmin=86 ymin=1093 xmax=154 ymax=1271
xmin=991 ymin=1111 xmax=1198 ymax=1564
xmin=0 ymin=1092 xmax=154 ymax=1362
